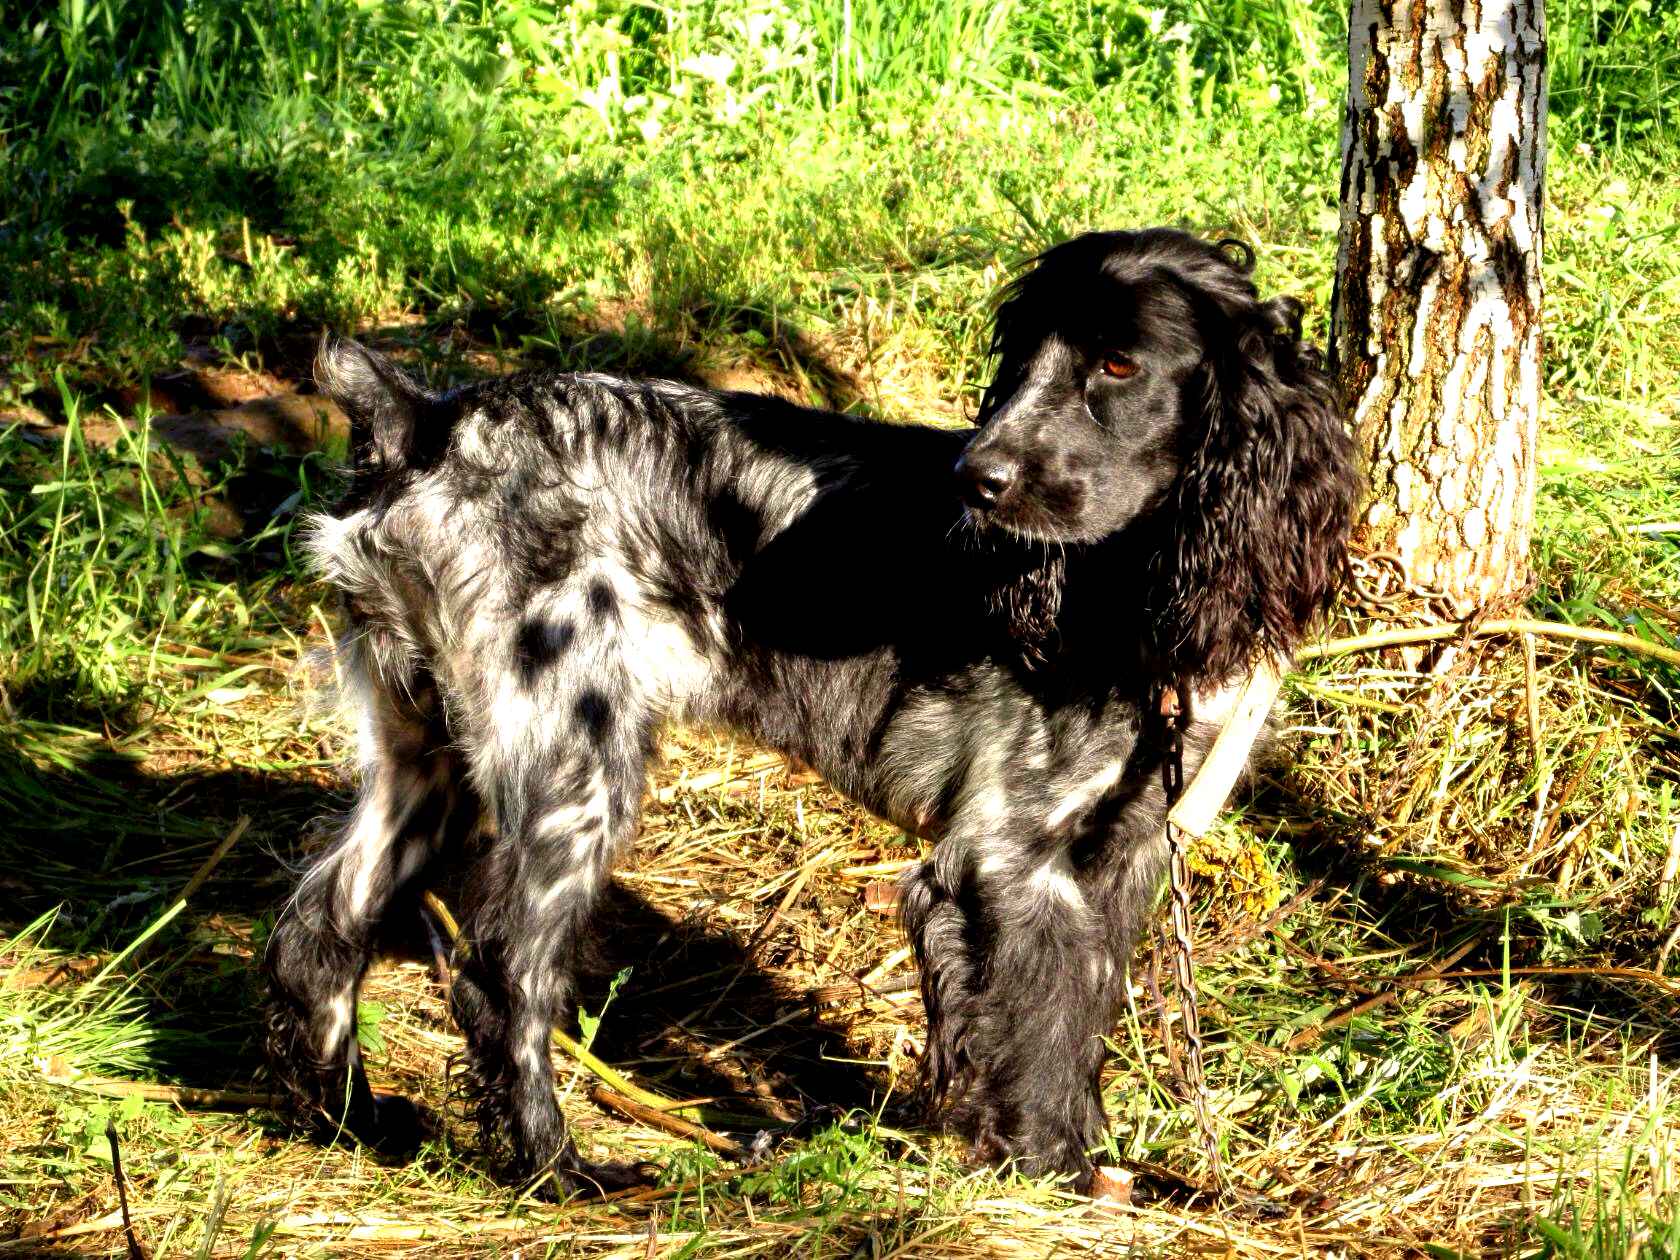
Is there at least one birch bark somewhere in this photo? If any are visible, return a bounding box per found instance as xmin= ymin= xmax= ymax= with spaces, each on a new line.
xmin=1331 ymin=0 xmax=1546 ymax=614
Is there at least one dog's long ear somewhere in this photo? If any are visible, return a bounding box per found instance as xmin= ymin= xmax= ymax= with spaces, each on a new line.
xmin=1154 ymin=296 xmax=1361 ymax=688
xmin=315 ymin=337 xmax=441 ymax=475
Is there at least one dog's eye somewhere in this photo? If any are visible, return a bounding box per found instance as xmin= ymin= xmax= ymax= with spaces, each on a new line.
xmin=1099 ymin=354 xmax=1138 ymax=380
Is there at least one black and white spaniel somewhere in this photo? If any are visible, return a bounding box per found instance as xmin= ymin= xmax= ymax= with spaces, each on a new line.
xmin=263 ymin=228 xmax=1359 ymax=1195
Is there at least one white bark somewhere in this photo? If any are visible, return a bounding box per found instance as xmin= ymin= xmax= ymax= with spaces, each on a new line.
xmin=1332 ymin=0 xmax=1546 ymax=613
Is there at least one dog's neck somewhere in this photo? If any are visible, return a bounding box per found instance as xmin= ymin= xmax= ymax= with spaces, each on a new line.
xmin=983 ymin=533 xmax=1146 ymax=682
xmin=983 ymin=524 xmax=1255 ymax=704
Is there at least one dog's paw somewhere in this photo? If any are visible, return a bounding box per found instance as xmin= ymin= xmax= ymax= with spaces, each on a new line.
xmin=362 ymin=1090 xmax=435 ymax=1156
xmin=529 ymin=1154 xmax=661 ymax=1201
xmin=314 ymin=1089 xmax=433 ymax=1158
xmin=965 ymin=1125 xmax=1094 ymax=1194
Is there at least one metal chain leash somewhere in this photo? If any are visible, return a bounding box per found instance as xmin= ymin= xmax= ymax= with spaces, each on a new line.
xmin=1158 ymin=681 xmax=1224 ymax=1191
xmin=1347 ymin=549 xmax=1455 ymax=618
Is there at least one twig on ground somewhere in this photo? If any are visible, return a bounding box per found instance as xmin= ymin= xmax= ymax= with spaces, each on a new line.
xmin=803 ymin=972 xmax=919 ymax=1007
xmin=45 ymin=1078 xmax=268 ymax=1110
xmin=177 ymin=815 xmax=251 ymax=906
xmin=651 ymin=752 xmax=783 ymax=803
xmin=589 ymin=1085 xmax=748 ymax=1157
xmin=106 ymin=1120 xmax=144 ymax=1260
xmin=1270 ymin=931 xmax=1377 ymax=995
xmin=2 ymin=954 xmax=100 ymax=989
xmin=419 ymin=889 xmax=732 ymax=1125
xmin=1421 ymin=965 xmax=1680 ymax=995
xmin=1283 ymin=933 xmax=1484 ymax=1052
xmin=1522 ymin=631 xmax=1542 ymax=750
xmin=551 ymin=1027 xmax=695 ymax=1115
xmin=1202 ymin=878 xmax=1327 ymax=961
xmin=0 ymin=1209 xmax=162 ymax=1251
xmin=1299 ymin=618 xmax=1680 ymax=669
xmin=1535 ymin=728 xmax=1613 ymax=854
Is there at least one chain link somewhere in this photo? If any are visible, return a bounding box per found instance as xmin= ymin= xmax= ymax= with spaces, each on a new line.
xmin=1159 ymin=682 xmax=1224 ymax=1190
xmin=1347 ymin=549 xmax=1458 ymax=619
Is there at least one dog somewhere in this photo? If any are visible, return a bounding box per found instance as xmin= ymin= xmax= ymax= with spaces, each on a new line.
xmin=263 ymin=227 xmax=1359 ymax=1195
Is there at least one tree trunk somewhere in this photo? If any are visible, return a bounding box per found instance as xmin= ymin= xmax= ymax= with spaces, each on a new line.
xmin=1331 ymin=0 xmax=1546 ymax=616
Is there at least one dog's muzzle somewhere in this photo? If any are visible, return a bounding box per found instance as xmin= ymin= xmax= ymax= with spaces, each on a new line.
xmin=955 ymin=448 xmax=1020 ymax=514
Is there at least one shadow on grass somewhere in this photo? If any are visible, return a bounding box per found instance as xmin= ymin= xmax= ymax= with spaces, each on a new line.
xmin=0 ymin=690 xmax=887 ymax=1144
xmin=357 ymin=297 xmax=874 ymax=418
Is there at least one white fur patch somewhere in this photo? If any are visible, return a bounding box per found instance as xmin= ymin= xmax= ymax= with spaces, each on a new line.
xmin=1045 ymin=759 xmax=1128 ymax=829
xmin=1029 ymin=860 xmax=1085 ymax=907
xmin=340 ymin=779 xmax=396 ymax=917
xmin=321 ymin=989 xmax=354 ymax=1053
xmin=535 ymin=870 xmax=590 ymax=911
xmin=534 ymin=769 xmax=609 ymax=841
xmin=301 ymin=510 xmax=367 ymax=585
xmin=519 ymin=1039 xmax=550 ymax=1075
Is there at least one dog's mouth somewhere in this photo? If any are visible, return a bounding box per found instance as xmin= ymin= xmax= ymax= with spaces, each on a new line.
xmin=960 ymin=502 xmax=1104 ymax=547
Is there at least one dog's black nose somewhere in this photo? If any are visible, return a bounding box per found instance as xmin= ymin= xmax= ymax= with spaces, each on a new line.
xmin=957 ymin=451 xmax=1019 ymax=511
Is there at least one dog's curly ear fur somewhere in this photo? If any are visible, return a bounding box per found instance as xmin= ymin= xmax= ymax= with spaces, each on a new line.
xmin=1154 ymin=291 xmax=1362 ymax=688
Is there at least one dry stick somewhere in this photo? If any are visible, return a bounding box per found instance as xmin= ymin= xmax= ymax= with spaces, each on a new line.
xmin=1521 ymin=631 xmax=1542 ymax=750
xmin=650 ymin=752 xmax=782 ymax=804
xmin=803 ymin=972 xmax=919 ymax=1008
xmin=1658 ymin=920 xmax=1680 ymax=978
xmin=1660 ymin=821 xmax=1680 ymax=976
xmin=45 ymin=1078 xmax=268 ymax=1110
xmin=589 ymin=1085 xmax=747 ymax=1157
xmin=1536 ymin=728 xmax=1613 ymax=854
xmin=1201 ymin=877 xmax=1328 ymax=963
xmin=743 ymin=861 xmax=815 ymax=961
xmin=1411 ymin=965 xmax=1680 ymax=995
xmin=105 ymin=1121 xmax=144 ymax=1260
xmin=178 ymin=815 xmax=251 ymax=906
xmin=1283 ymin=934 xmax=1484 ymax=1052
xmin=1298 ymin=618 xmax=1680 ymax=669
xmin=1270 ymin=931 xmax=1378 ymax=995
xmin=704 ymin=845 xmax=834 ymax=1023
xmin=597 ymin=1161 xmax=777 ymax=1206
xmin=874 ymin=1218 xmax=964 ymax=1260
xmin=0 ymin=1209 xmax=165 ymax=1251
xmin=3 ymin=955 xmax=100 ymax=990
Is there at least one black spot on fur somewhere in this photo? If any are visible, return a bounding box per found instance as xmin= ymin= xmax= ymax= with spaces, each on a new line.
xmin=587 ymin=581 xmax=618 ymax=619
xmin=514 ymin=618 xmax=576 ymax=688
xmin=574 ymin=690 xmax=612 ymax=746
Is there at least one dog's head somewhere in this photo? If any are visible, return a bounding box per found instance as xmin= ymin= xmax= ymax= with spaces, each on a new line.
xmin=958 ymin=228 xmax=1360 ymax=684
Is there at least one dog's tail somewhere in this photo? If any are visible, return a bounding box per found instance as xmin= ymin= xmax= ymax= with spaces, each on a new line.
xmin=315 ymin=336 xmax=447 ymax=476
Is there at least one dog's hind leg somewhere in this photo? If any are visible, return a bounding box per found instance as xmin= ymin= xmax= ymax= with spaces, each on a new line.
xmin=448 ymin=683 xmax=655 ymax=1196
xmin=264 ymin=653 xmax=475 ymax=1152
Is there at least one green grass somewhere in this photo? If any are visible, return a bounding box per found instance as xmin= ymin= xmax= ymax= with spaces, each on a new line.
xmin=3 ymin=0 xmax=1680 ymax=1255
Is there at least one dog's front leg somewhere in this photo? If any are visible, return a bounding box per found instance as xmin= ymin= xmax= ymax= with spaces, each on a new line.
xmin=905 ymin=841 xmax=1114 ymax=1187
xmin=968 ymin=851 xmax=1115 ymax=1190
xmin=901 ymin=857 xmax=984 ymax=1118
xmin=913 ymin=821 xmax=1167 ymax=1192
